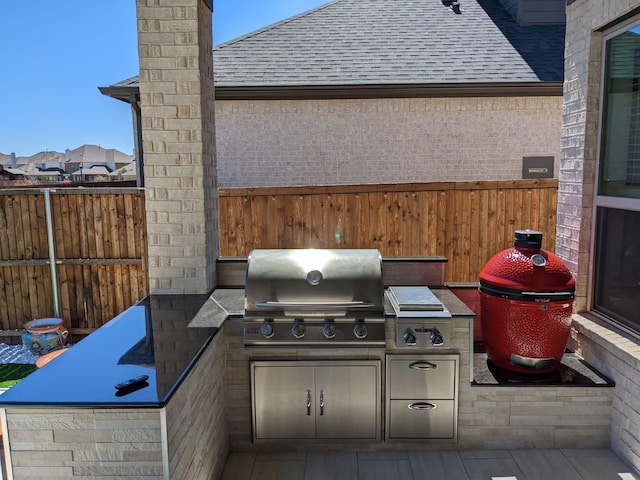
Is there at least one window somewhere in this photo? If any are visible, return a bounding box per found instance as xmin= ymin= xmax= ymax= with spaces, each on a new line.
xmin=599 ymin=25 xmax=640 ymax=198
xmin=593 ymin=207 xmax=640 ymax=328
xmin=593 ymin=21 xmax=640 ymax=335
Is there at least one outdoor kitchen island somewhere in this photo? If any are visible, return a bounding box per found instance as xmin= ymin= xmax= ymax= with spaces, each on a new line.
xmin=0 ymin=255 xmax=618 ymax=480
xmin=0 ymin=294 xmax=231 ymax=480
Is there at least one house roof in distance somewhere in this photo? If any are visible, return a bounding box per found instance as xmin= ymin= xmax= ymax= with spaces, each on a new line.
xmin=101 ymin=0 xmax=565 ymax=100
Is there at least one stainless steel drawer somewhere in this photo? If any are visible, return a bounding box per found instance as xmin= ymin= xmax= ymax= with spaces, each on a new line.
xmin=388 ymin=358 xmax=456 ymax=399
xmin=388 ymin=399 xmax=455 ymax=439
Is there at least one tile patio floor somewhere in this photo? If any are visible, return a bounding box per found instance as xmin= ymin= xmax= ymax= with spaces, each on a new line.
xmin=222 ymin=448 xmax=640 ymax=480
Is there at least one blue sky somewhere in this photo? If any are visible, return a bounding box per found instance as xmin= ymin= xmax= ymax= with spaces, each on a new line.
xmin=0 ymin=0 xmax=328 ymax=157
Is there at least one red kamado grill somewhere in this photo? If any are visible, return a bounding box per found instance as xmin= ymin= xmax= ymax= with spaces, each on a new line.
xmin=479 ymin=230 xmax=575 ymax=374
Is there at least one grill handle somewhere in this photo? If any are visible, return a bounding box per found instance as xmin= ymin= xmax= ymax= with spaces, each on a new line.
xmin=510 ymin=354 xmax=556 ymax=370
xmin=255 ymin=301 xmax=376 ymax=309
xmin=409 ymin=361 xmax=438 ymax=371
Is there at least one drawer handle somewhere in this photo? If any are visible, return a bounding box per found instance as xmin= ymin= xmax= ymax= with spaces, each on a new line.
xmin=408 ymin=402 xmax=437 ymax=410
xmin=409 ymin=361 xmax=437 ymax=371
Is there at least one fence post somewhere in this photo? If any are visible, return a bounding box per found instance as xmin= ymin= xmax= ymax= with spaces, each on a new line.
xmin=42 ymin=188 xmax=61 ymax=318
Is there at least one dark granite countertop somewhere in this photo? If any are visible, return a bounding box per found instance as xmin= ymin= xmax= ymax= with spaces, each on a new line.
xmin=430 ymin=288 xmax=475 ymax=316
xmin=0 ymin=294 xmax=221 ymax=408
xmin=472 ymin=349 xmax=615 ymax=386
xmin=0 ymin=284 xmax=604 ymax=408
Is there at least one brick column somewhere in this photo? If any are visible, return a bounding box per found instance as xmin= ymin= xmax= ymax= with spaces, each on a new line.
xmin=556 ymin=0 xmax=601 ymax=311
xmin=137 ymin=0 xmax=218 ymax=294
xmin=558 ymin=1 xmax=637 ymax=311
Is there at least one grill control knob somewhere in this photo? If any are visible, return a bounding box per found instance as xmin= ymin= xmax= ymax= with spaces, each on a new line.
xmin=291 ymin=322 xmax=305 ymax=339
xmin=260 ymin=322 xmax=274 ymax=339
xmin=353 ymin=321 xmax=367 ymax=339
xmin=403 ymin=329 xmax=417 ymax=346
xmin=430 ymin=328 xmax=444 ymax=347
xmin=322 ymin=323 xmax=336 ymax=339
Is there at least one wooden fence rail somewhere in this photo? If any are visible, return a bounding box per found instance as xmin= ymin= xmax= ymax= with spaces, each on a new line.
xmin=219 ymin=179 xmax=559 ymax=283
xmin=0 ymin=188 xmax=148 ymax=336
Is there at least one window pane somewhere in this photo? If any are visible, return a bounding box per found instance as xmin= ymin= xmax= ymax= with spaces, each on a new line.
xmin=594 ymin=207 xmax=640 ymax=331
xmin=599 ymin=26 xmax=640 ymax=198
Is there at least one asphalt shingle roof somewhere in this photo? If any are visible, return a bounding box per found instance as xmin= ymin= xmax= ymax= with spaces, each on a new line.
xmin=213 ymin=0 xmax=565 ymax=86
xmin=102 ymin=0 xmax=565 ymax=96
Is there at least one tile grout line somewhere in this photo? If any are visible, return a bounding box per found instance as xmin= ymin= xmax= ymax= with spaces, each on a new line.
xmin=556 ymin=449 xmax=585 ymax=480
xmin=506 ymin=449 xmax=530 ymax=480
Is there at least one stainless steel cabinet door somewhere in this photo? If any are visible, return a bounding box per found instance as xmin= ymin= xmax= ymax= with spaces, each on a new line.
xmin=252 ymin=365 xmax=315 ymax=439
xmin=315 ymin=365 xmax=379 ymax=439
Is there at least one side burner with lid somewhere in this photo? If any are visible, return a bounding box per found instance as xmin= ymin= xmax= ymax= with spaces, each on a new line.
xmin=388 ymin=286 xmax=452 ymax=349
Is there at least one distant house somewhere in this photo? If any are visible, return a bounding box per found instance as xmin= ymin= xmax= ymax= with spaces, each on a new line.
xmin=64 ymin=145 xmax=132 ymax=174
xmin=100 ymin=0 xmax=566 ymax=188
xmin=71 ymin=165 xmax=112 ymax=182
xmin=25 ymin=151 xmax=66 ymax=171
xmin=0 ymin=165 xmax=24 ymax=181
xmin=0 ymin=146 xmax=134 ymax=185
xmin=109 ymin=161 xmax=137 ymax=181
xmin=28 ymin=167 xmax=66 ymax=182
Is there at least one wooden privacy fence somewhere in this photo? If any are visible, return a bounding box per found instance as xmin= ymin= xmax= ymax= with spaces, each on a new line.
xmin=0 ymin=188 xmax=148 ymax=337
xmin=219 ymin=179 xmax=559 ymax=283
xmin=0 ymin=180 xmax=557 ymax=334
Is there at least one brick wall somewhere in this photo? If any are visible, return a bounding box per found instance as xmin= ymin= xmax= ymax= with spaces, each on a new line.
xmin=568 ymin=314 xmax=640 ymax=472
xmin=559 ymin=0 xmax=640 ymax=473
xmin=556 ymin=0 xmax=606 ymax=310
xmin=137 ymin=0 xmax=219 ymax=294
xmin=215 ymin=96 xmax=562 ymax=188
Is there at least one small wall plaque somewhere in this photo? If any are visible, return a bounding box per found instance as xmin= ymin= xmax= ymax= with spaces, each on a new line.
xmin=522 ymin=156 xmax=554 ymax=179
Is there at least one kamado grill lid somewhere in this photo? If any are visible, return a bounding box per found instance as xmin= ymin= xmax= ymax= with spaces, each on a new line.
xmin=244 ymin=249 xmax=384 ymax=317
xmin=479 ymin=230 xmax=575 ymax=302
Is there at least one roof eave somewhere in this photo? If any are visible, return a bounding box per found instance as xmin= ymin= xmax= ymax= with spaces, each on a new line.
xmin=214 ymin=82 xmax=564 ymax=100
xmin=98 ymin=86 xmax=139 ymax=103
xmin=98 ymin=81 xmax=564 ymax=104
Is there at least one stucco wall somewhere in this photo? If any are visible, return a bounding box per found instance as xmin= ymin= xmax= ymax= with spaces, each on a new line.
xmin=214 ymin=96 xmax=562 ymax=188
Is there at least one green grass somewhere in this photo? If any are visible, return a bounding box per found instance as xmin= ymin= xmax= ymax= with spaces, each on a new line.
xmin=0 ymin=364 xmax=37 ymax=388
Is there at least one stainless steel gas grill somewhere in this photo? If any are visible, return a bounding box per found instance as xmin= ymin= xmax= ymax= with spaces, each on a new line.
xmin=242 ymin=249 xmax=386 ymax=347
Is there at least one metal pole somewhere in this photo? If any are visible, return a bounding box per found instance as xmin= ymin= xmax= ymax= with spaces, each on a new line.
xmin=42 ymin=188 xmax=61 ymax=318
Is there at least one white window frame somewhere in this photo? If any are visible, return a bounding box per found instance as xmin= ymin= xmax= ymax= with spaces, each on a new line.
xmin=590 ymin=17 xmax=640 ymax=339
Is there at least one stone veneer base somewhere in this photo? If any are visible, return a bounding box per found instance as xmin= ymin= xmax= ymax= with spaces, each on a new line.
xmin=225 ymin=311 xmax=614 ymax=453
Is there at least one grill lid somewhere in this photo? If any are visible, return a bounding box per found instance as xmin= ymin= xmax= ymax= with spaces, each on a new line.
xmin=479 ymin=230 xmax=575 ymax=301
xmin=244 ymin=249 xmax=384 ymax=317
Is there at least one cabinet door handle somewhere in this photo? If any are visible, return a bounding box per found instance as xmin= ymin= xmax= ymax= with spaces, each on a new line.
xmin=306 ymin=389 xmax=311 ymax=416
xmin=409 ymin=361 xmax=437 ymax=371
xmin=408 ymin=402 xmax=437 ymax=410
xmin=319 ymin=389 xmax=325 ymax=416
